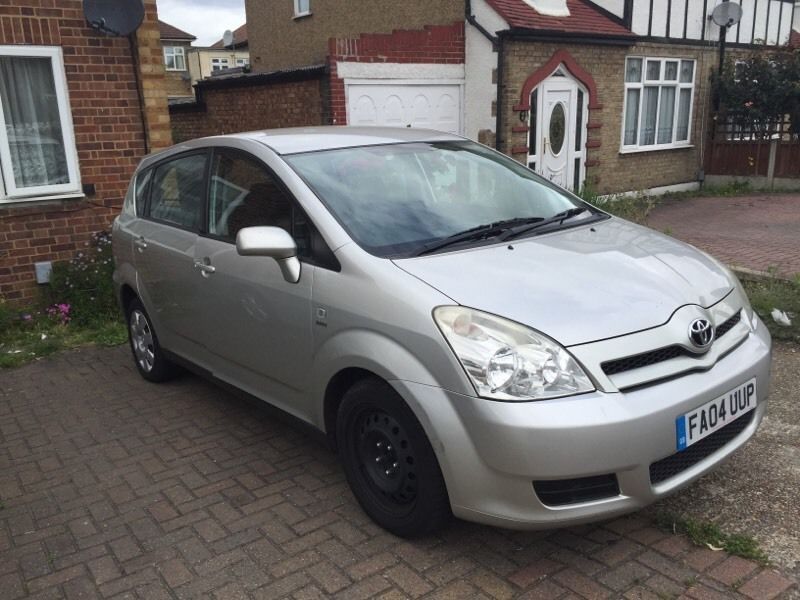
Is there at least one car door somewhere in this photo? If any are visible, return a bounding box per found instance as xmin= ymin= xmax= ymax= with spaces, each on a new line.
xmin=193 ymin=147 xmax=319 ymax=416
xmin=126 ymin=150 xmax=209 ymax=356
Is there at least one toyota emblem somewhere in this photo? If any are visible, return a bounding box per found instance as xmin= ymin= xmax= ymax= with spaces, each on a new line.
xmin=688 ymin=318 xmax=714 ymax=349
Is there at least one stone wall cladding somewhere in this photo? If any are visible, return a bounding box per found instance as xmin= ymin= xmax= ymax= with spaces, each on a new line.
xmin=169 ymin=76 xmax=326 ymax=143
xmin=328 ymin=22 xmax=466 ymax=126
xmin=0 ymin=0 xmax=171 ymax=303
xmin=245 ymin=0 xmax=463 ymax=72
xmin=501 ymin=40 xmax=749 ymax=195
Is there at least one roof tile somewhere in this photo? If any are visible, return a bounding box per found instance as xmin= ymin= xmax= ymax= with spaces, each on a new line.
xmin=486 ymin=0 xmax=633 ymax=37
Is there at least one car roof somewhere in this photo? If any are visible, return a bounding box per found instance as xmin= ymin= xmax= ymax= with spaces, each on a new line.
xmin=166 ymin=126 xmax=465 ymax=158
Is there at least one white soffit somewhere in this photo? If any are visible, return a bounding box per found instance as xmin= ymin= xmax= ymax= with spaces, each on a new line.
xmin=522 ymin=0 xmax=570 ymax=17
xmin=336 ymin=62 xmax=465 ymax=80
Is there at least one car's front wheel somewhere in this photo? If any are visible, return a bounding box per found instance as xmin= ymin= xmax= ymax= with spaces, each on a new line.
xmin=337 ymin=377 xmax=451 ymax=537
xmin=126 ymin=298 xmax=176 ymax=382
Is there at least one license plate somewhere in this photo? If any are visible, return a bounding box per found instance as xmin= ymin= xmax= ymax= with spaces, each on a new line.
xmin=676 ymin=378 xmax=757 ymax=451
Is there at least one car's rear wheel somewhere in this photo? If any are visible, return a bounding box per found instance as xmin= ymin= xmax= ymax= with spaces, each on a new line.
xmin=337 ymin=377 xmax=451 ymax=537
xmin=126 ymin=298 xmax=176 ymax=382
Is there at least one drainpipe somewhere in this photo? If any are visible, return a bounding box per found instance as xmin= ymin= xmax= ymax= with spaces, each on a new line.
xmin=495 ymin=33 xmax=506 ymax=153
xmin=465 ymin=0 xmax=503 ymax=150
xmin=465 ymin=0 xmax=499 ymax=48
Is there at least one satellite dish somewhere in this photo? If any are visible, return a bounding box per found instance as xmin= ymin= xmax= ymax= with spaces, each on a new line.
xmin=84 ymin=0 xmax=145 ymax=36
xmin=711 ymin=2 xmax=743 ymax=28
xmin=223 ymin=30 xmax=235 ymax=48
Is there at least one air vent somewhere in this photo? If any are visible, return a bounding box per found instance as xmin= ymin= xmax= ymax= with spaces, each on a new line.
xmin=650 ymin=411 xmax=754 ymax=485
xmin=534 ymin=474 xmax=620 ymax=506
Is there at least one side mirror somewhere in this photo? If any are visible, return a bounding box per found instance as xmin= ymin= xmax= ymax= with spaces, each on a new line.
xmin=236 ymin=226 xmax=301 ymax=283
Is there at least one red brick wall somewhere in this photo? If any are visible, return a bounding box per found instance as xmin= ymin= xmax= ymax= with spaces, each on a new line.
xmin=0 ymin=0 xmax=171 ymax=304
xmin=328 ymin=22 xmax=466 ymax=126
xmin=170 ymin=75 xmax=326 ymax=143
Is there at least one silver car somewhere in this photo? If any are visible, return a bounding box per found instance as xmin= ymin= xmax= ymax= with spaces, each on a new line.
xmin=113 ymin=127 xmax=771 ymax=537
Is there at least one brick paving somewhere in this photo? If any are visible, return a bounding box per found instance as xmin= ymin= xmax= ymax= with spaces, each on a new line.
xmin=646 ymin=195 xmax=800 ymax=277
xmin=1 ymin=346 xmax=797 ymax=599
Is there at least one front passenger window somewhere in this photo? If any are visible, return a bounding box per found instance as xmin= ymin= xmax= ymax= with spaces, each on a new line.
xmin=209 ymin=151 xmax=311 ymax=258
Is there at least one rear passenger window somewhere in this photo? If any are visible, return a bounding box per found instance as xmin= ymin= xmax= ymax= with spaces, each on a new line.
xmin=208 ymin=150 xmax=310 ymax=256
xmin=148 ymin=153 xmax=207 ymax=230
xmin=133 ymin=168 xmax=153 ymax=216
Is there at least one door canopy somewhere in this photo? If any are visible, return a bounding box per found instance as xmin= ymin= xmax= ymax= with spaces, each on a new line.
xmin=514 ymin=50 xmax=601 ymax=112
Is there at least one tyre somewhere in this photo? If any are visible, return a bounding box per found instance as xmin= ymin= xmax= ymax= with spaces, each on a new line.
xmin=126 ymin=298 xmax=176 ymax=383
xmin=337 ymin=377 xmax=451 ymax=537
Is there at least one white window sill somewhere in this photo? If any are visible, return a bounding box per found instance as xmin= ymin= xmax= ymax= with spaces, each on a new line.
xmin=293 ymin=11 xmax=312 ymax=19
xmin=1 ymin=192 xmax=85 ymax=206
xmin=619 ymin=144 xmax=694 ymax=155
xmin=165 ymin=68 xmax=188 ymax=72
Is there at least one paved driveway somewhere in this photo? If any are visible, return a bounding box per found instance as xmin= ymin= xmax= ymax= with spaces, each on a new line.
xmin=0 ymin=346 xmax=796 ymax=599
xmin=646 ymin=195 xmax=800 ymax=277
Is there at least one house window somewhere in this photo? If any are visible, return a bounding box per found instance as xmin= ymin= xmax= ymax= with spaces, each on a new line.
xmin=211 ymin=57 xmax=230 ymax=71
xmin=235 ymin=58 xmax=250 ymax=67
xmin=294 ymin=0 xmax=311 ymax=17
xmin=163 ymin=46 xmax=186 ymax=71
xmin=0 ymin=46 xmax=80 ymax=202
xmin=622 ymin=57 xmax=695 ymax=151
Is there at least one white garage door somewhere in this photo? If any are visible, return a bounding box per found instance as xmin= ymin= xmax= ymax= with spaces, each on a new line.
xmin=346 ymin=84 xmax=462 ymax=134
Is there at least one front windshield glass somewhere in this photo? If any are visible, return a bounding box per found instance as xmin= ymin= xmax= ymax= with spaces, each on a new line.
xmin=285 ymin=140 xmax=592 ymax=257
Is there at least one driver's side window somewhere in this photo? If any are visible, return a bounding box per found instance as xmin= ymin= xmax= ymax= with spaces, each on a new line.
xmin=209 ymin=150 xmax=294 ymax=240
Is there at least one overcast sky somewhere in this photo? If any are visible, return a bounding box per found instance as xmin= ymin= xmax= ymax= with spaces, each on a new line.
xmin=157 ymin=0 xmax=246 ymax=47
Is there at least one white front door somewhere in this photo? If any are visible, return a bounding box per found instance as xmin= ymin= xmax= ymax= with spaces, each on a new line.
xmin=528 ymin=70 xmax=588 ymax=192
xmin=540 ymin=86 xmax=571 ymax=188
xmin=346 ymin=83 xmax=462 ymax=134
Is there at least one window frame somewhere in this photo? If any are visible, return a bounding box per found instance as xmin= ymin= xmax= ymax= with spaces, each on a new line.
xmin=202 ymin=146 xmax=339 ymax=271
xmin=620 ymin=56 xmax=696 ymax=153
xmin=163 ymin=45 xmax=187 ymax=71
xmin=293 ymin=0 xmax=311 ymax=18
xmin=142 ymin=149 xmax=212 ymax=234
xmin=0 ymin=45 xmax=81 ymax=203
xmin=210 ymin=57 xmax=230 ymax=72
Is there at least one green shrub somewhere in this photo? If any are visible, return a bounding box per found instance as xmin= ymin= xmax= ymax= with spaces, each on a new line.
xmin=48 ymin=231 xmax=118 ymax=326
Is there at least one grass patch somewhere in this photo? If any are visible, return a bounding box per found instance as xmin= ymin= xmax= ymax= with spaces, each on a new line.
xmin=741 ymin=274 xmax=800 ymax=343
xmin=578 ymin=186 xmax=657 ymax=225
xmin=0 ymin=302 xmax=126 ymax=369
xmin=655 ymin=512 xmax=768 ymax=564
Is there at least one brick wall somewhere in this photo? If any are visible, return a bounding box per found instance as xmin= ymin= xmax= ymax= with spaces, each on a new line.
xmin=169 ymin=70 xmax=326 ymax=143
xmin=162 ymin=39 xmax=194 ymax=98
xmin=328 ymin=22 xmax=466 ymax=126
xmin=0 ymin=0 xmax=171 ymax=303
xmin=500 ymin=39 xmax=749 ymax=195
xmin=245 ymin=0 xmax=463 ymax=72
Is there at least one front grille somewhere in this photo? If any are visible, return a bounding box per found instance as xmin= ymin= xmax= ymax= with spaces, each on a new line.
xmin=601 ymin=311 xmax=744 ymax=377
xmin=649 ymin=411 xmax=755 ymax=485
xmin=715 ymin=312 xmax=742 ymax=339
xmin=602 ymin=346 xmax=689 ymax=376
xmin=533 ymin=474 xmax=620 ymax=506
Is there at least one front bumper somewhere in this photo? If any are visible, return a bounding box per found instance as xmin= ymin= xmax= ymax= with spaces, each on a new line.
xmin=393 ymin=318 xmax=772 ymax=529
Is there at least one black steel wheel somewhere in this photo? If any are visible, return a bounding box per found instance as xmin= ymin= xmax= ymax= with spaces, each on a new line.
xmin=337 ymin=377 xmax=450 ymax=537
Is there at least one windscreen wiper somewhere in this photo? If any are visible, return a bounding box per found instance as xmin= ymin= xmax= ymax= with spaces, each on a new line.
xmin=499 ymin=207 xmax=592 ymax=242
xmin=412 ymin=216 xmax=545 ymax=257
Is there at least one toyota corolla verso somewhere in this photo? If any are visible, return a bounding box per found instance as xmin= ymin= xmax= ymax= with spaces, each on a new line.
xmin=113 ymin=127 xmax=771 ymax=537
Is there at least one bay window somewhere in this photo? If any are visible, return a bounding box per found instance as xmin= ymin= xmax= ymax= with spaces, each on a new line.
xmin=622 ymin=57 xmax=695 ymax=151
xmin=0 ymin=46 xmax=80 ymax=202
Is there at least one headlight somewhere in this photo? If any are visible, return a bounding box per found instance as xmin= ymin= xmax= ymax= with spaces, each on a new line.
xmin=433 ymin=306 xmax=595 ymax=401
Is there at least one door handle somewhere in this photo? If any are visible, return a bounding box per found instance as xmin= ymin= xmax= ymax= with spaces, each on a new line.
xmin=134 ymin=237 xmax=147 ymax=252
xmin=193 ymin=259 xmax=216 ymax=277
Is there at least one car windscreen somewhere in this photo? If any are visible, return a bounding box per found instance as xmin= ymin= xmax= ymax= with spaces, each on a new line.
xmin=285 ymin=141 xmax=591 ymax=258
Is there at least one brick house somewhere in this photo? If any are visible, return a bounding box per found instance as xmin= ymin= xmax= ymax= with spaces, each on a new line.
xmin=0 ymin=0 xmax=172 ymax=303
xmin=159 ymin=20 xmax=196 ymax=100
xmin=234 ymin=0 xmax=795 ymax=196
